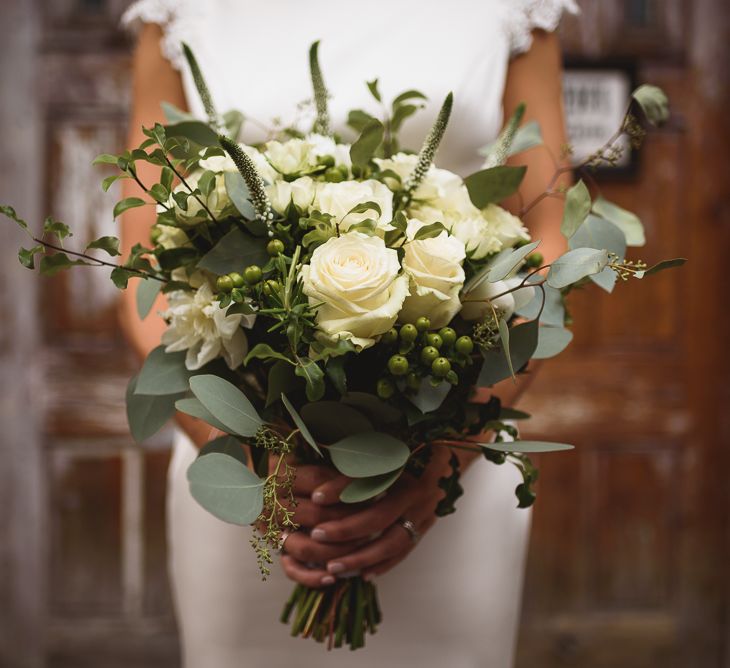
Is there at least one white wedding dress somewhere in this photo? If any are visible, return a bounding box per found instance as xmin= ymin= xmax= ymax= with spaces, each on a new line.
xmin=123 ymin=2 xmax=577 ymax=666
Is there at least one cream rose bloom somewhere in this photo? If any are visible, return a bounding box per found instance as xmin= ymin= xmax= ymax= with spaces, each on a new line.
xmin=170 ymin=170 xmax=232 ymax=226
xmin=199 ymin=144 xmax=279 ymax=184
xmin=300 ymin=232 xmax=409 ymax=348
xmin=306 ymin=133 xmax=352 ymax=169
xmin=266 ymin=176 xmax=317 ymax=215
xmin=459 ymin=275 xmax=535 ymax=322
xmin=399 ymin=220 xmax=466 ymax=328
xmin=161 ymin=282 xmax=255 ymax=370
xmin=482 ymin=204 xmax=530 ymax=248
xmin=154 ymin=224 xmax=190 ymax=250
xmin=450 ymin=214 xmax=503 ymax=260
xmin=264 ymin=138 xmax=319 ymax=177
xmin=313 ymin=180 xmax=394 ymax=233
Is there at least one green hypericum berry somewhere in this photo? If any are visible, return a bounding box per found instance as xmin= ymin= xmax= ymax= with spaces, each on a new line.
xmin=228 ymin=272 xmax=245 ymax=288
xmin=454 ymin=336 xmax=474 ymax=355
xmin=324 ymin=167 xmax=344 ymax=183
xmin=263 ymin=279 xmax=280 ymax=297
xmin=149 ymin=226 xmax=162 ymax=243
xmin=399 ymin=324 xmax=418 ymax=343
xmin=244 ymin=265 xmax=263 ymax=285
xmin=438 ymin=327 xmax=457 ymax=347
xmin=382 ymin=328 xmax=399 ymax=345
xmin=431 ymin=357 xmax=451 ymax=377
xmin=387 ymin=355 xmax=409 ymax=376
xmin=424 ymin=333 xmax=443 ymax=349
xmin=267 ymin=239 xmax=285 ymax=256
xmin=319 ymin=155 xmax=335 ymax=168
xmin=406 ymin=371 xmax=421 ymax=390
xmin=420 ymin=346 xmax=440 ymax=365
xmin=415 ymin=316 xmax=431 ymax=332
xmin=525 ymin=252 xmax=544 ymax=268
xmin=338 ymin=164 xmax=349 ymax=178
xmin=216 ymin=275 xmax=234 ymax=292
xmin=376 ymin=378 xmax=395 ymax=399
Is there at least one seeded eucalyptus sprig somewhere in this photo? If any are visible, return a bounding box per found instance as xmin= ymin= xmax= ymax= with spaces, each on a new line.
xmin=219 ymin=135 xmax=275 ymax=232
xmin=309 ymin=41 xmax=331 ymax=136
xmin=181 ymin=42 xmax=221 ymax=131
xmin=400 ymin=92 xmax=453 ymax=207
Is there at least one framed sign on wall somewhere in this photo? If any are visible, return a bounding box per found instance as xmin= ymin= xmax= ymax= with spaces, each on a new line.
xmin=562 ymin=60 xmax=638 ymax=177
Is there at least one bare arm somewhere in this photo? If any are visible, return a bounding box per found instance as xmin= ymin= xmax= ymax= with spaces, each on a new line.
xmin=119 ymin=24 xmax=219 ymax=447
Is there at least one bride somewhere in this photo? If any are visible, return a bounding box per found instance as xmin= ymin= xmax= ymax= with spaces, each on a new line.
xmin=119 ymin=1 xmax=576 ymax=666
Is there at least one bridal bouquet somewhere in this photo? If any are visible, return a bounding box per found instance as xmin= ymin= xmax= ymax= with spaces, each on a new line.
xmin=3 ymin=42 xmax=682 ymax=649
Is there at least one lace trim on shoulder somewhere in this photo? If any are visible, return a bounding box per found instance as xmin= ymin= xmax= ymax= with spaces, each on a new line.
xmin=121 ymin=0 xmax=199 ymax=70
xmin=507 ymin=0 xmax=580 ymax=57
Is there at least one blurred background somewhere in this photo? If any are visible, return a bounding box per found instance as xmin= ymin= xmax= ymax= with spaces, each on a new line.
xmin=0 ymin=1 xmax=728 ymax=667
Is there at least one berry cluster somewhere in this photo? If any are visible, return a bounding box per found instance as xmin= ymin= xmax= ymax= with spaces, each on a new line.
xmin=376 ymin=316 xmax=475 ymax=399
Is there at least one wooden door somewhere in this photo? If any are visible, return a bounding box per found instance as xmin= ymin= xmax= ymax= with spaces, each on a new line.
xmin=516 ymin=2 xmax=730 ymax=666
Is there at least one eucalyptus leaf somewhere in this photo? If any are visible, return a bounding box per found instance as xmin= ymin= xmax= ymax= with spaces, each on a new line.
xmin=340 ymin=392 xmax=402 ymax=425
xmin=198 ymin=227 xmax=269 ymax=275
xmin=340 ymin=468 xmax=402 ymax=504
xmin=478 ymin=320 xmax=538 ymax=386
xmin=547 ymin=248 xmax=609 ymax=289
xmin=569 ymin=215 xmax=626 ymax=293
xmin=266 ymin=361 xmax=300 ymax=408
xmin=125 ymin=375 xmax=181 ymax=442
xmin=166 ymin=120 xmax=219 ymax=146
xmin=532 ymin=326 xmax=574 ymax=360
xmin=635 ymin=258 xmax=687 ymax=278
xmin=487 ymin=240 xmax=540 ymax=282
xmin=498 ymin=317 xmax=515 ymax=379
xmin=199 ymin=434 xmax=247 ymax=465
xmin=300 ymin=402 xmax=373 ymax=443
xmin=329 ymin=432 xmax=410 ymax=478
xmin=561 ymin=180 xmax=591 ymax=239
xmin=224 ymin=172 xmax=256 ymax=220
xmin=189 ymin=374 xmax=263 ymax=437
xmin=592 ymin=197 xmax=645 ymax=247
xmin=161 ymin=101 xmax=195 ymax=124
xmin=175 ymin=397 xmax=231 ymax=433
xmin=482 ymin=440 xmax=574 ymax=453
xmin=281 ymin=393 xmax=322 ymax=456
xmin=515 ymin=279 xmax=564 ymax=327
xmin=464 ymin=165 xmax=526 ymax=208
xmin=135 ymin=278 xmax=161 ymax=320
xmin=187 ymin=453 xmax=264 ymax=525
xmin=499 ymin=407 xmax=531 ymax=421
xmin=632 ymin=84 xmax=669 ymax=126
xmin=408 ymin=379 xmax=450 ymax=414
xmin=135 ymin=346 xmax=192 ymax=396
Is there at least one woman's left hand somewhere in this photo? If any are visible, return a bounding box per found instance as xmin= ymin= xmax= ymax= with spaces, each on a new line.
xmin=280 ymin=446 xmax=451 ymax=586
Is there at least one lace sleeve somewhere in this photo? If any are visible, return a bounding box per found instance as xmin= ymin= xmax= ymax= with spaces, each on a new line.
xmin=505 ymin=0 xmax=580 ymax=57
xmin=121 ymin=0 xmax=197 ymax=70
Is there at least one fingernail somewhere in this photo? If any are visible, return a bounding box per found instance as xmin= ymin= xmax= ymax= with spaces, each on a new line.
xmin=310 ymin=528 xmax=327 ymax=541
xmin=311 ymin=491 xmax=326 ymax=504
xmin=321 ymin=575 xmax=335 ymax=586
xmin=327 ymin=562 xmax=346 ymax=574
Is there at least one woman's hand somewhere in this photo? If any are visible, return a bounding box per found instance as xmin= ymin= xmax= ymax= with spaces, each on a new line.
xmin=280 ymin=447 xmax=452 ymax=587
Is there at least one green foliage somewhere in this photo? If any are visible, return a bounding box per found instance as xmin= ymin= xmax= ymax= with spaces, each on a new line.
xmin=515 ymin=279 xmax=564 ymax=327
xmin=224 ymin=172 xmax=256 ymax=220
xmin=18 ymin=245 xmax=44 ymax=269
xmin=481 ymin=103 xmax=525 ymax=168
xmin=300 ymin=401 xmax=373 ymax=443
xmin=478 ymin=320 xmax=538 ymax=386
xmin=187 ymin=452 xmax=264 ymax=525
xmin=483 ymin=440 xmax=574 ymax=453
xmin=86 ymin=236 xmax=120 ymax=257
xmin=199 ymin=434 xmax=248 ymax=465
xmin=560 ymin=179 xmax=591 ymax=239
xmin=592 ymin=196 xmax=645 ymax=247
xmin=198 ymin=227 xmax=269 ymax=275
xmin=547 ymin=248 xmax=609 ymax=289
xmin=532 ymin=326 xmax=573 ymax=359
xmin=265 ymin=361 xmax=299 ymax=407
xmin=113 ymin=197 xmax=146 ymax=219
xmin=219 ymin=135 xmax=273 ymax=225
xmin=340 ymin=468 xmax=402 ymax=504
xmin=175 ymin=397 xmax=231 ymax=433
xmin=499 ymin=407 xmax=531 ymax=421
xmin=245 ymin=343 xmax=293 ymax=366
xmin=39 ymin=253 xmax=92 ymax=275
xmin=408 ymin=378 xmax=450 ymax=414
xmin=309 ymin=40 xmax=331 ymax=135
xmin=125 ymin=375 xmax=181 ymax=442
xmin=435 ymin=452 xmax=463 ymax=516
xmin=43 ymin=217 xmax=72 ymax=241
xmin=295 ymin=357 xmax=325 ymax=402
xmin=136 ymin=345 xmax=192 ymax=395
xmin=464 ymin=165 xmax=526 ymax=208
xmin=110 ymin=266 xmax=137 ymax=289
xmin=632 ymin=84 xmax=669 ymax=126
xmin=497 ymin=317 xmax=515 ymax=379
xmin=182 ymin=42 xmax=220 ymax=130
xmin=136 ymin=278 xmax=161 ymax=320
xmin=635 ymin=258 xmax=687 ymax=278
xmin=166 ymin=120 xmax=219 ymax=147
xmin=280 ymin=393 xmax=322 ymax=456
xmin=487 ymin=240 xmax=540 ymax=282
xmin=412 ymin=221 xmax=446 ymax=240
xmin=329 ymin=432 xmax=410 ymax=478
xmin=569 ymin=214 xmax=626 ymax=292
xmin=350 ymin=119 xmax=385 ymax=168
xmin=189 ymin=374 xmax=263 ymax=437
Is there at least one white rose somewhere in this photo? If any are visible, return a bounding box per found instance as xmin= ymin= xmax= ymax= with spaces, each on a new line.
xmin=482 ymin=204 xmax=530 ymax=249
xmin=313 ymin=179 xmax=394 ymax=232
xmin=161 ymin=282 xmax=255 ymax=370
xmin=264 ymin=138 xmax=319 ymax=177
xmin=450 ymin=213 xmax=502 ymax=260
xmin=266 ymin=176 xmax=317 ymax=215
xmin=154 ymin=224 xmax=190 ymax=250
xmin=399 ymin=220 xmax=466 ymax=328
xmin=300 ymin=231 xmax=409 ymax=348
xmin=459 ymin=278 xmax=515 ymax=322
xmin=306 ymin=133 xmax=352 ymax=169
xmin=199 ymin=144 xmax=279 ymax=184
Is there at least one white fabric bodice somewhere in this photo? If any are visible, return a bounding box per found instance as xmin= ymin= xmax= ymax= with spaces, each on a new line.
xmin=123 ymin=0 xmax=577 ymax=176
